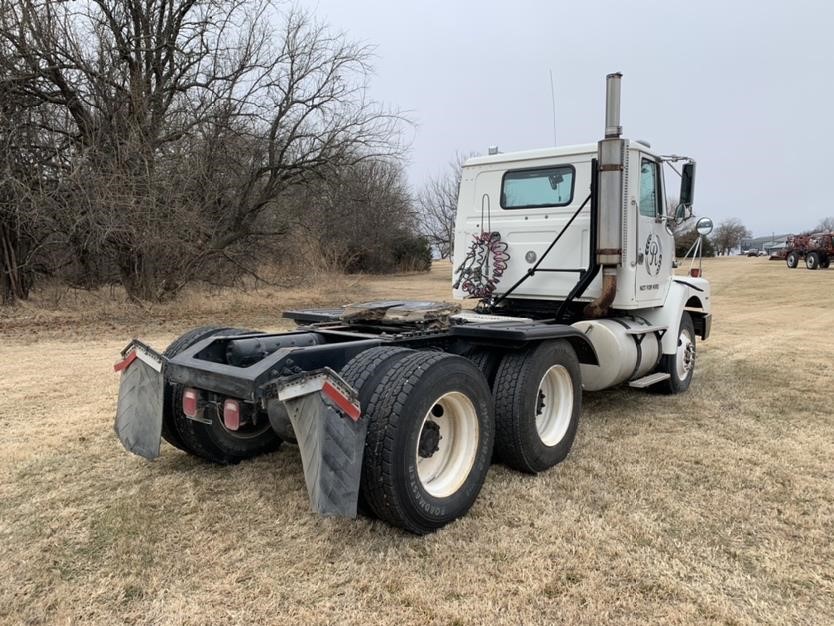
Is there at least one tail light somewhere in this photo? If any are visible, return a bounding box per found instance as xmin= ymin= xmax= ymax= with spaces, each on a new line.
xmin=182 ymin=388 xmax=199 ymax=418
xmin=223 ymin=399 xmax=241 ymax=431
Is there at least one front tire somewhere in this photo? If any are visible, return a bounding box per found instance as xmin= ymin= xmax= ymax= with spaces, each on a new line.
xmin=654 ymin=312 xmax=696 ymax=394
xmin=492 ymin=340 xmax=582 ymax=474
xmin=786 ymin=251 xmax=799 ymax=268
xmin=360 ymin=352 xmax=494 ymax=534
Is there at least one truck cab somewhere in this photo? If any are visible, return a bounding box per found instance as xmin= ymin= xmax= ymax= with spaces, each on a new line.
xmin=453 ymin=140 xmax=697 ymax=311
xmin=451 ymin=73 xmax=711 ymax=391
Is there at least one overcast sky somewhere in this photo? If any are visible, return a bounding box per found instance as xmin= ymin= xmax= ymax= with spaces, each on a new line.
xmin=302 ymin=0 xmax=832 ymax=236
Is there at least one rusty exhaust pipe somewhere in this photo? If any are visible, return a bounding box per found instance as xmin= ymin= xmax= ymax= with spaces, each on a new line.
xmin=583 ymin=269 xmax=616 ymax=318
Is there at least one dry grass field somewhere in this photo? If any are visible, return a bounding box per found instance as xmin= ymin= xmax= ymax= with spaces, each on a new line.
xmin=1 ymin=257 xmax=832 ymax=625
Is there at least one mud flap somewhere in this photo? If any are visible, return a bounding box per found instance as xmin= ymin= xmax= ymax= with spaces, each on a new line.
xmin=114 ymin=341 xmax=165 ymax=460
xmin=275 ymin=369 xmax=365 ymax=518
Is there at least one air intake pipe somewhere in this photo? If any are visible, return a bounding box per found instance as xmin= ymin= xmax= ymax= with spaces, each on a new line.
xmin=585 ymin=72 xmax=625 ymax=318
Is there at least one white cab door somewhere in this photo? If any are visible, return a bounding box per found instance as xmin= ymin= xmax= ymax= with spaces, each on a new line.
xmin=634 ymin=156 xmax=671 ymax=304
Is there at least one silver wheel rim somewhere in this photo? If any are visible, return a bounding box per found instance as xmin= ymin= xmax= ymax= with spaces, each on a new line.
xmin=535 ymin=365 xmax=573 ymax=447
xmin=676 ymin=328 xmax=695 ymax=380
xmin=416 ymin=392 xmax=479 ymax=498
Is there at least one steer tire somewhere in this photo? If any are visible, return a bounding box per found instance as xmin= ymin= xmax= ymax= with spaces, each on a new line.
xmin=340 ymin=346 xmax=416 ymax=518
xmin=360 ymin=351 xmax=494 ymax=534
xmin=166 ymin=326 xmax=281 ymax=464
xmin=806 ymin=252 xmax=820 ymax=270
xmin=786 ymin=251 xmax=799 ymax=268
xmin=654 ymin=312 xmax=696 ymax=395
xmin=492 ymin=340 xmax=581 ymax=474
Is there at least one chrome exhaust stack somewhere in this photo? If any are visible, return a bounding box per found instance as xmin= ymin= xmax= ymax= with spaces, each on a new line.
xmin=585 ymin=72 xmax=626 ymax=317
xmin=596 ymin=72 xmax=625 ymax=267
xmin=604 ymin=72 xmax=623 ymax=139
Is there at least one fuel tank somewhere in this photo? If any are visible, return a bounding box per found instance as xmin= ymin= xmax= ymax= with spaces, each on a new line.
xmin=571 ymin=318 xmax=661 ymax=391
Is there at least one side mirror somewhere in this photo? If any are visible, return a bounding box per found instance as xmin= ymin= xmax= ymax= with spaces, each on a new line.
xmin=679 ymin=162 xmax=696 ymax=208
xmin=674 ymin=203 xmax=689 ymax=224
xmin=695 ymin=216 xmax=713 ymax=236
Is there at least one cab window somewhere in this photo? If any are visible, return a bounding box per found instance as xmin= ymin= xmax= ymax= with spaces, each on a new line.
xmin=639 ymin=159 xmax=661 ymax=217
xmin=501 ymin=165 xmax=575 ymax=209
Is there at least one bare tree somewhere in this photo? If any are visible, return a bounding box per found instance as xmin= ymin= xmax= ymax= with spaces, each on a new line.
xmin=817 ymin=216 xmax=834 ymax=232
xmin=416 ymin=153 xmax=475 ymax=259
xmin=289 ymin=159 xmax=423 ymax=272
xmin=713 ymin=218 xmax=752 ymax=255
xmin=0 ymin=0 xmax=405 ymax=301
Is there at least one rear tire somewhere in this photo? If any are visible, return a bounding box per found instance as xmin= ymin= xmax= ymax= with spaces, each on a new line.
xmin=821 ymin=256 xmax=830 ymax=269
xmin=360 ymin=352 xmax=494 ymax=534
xmin=654 ymin=312 xmax=696 ymax=394
xmin=162 ymin=326 xmax=235 ymax=452
xmin=166 ymin=327 xmax=281 ymax=464
xmin=806 ymin=252 xmax=820 ymax=270
xmin=340 ymin=346 xmax=416 ymax=403
xmin=463 ymin=348 xmax=502 ymax=386
xmin=340 ymin=346 xmax=416 ymax=518
xmin=786 ymin=251 xmax=799 ymax=268
xmin=492 ymin=340 xmax=581 ymax=474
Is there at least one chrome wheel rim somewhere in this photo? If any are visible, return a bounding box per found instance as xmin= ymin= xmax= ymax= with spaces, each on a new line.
xmin=416 ymin=392 xmax=479 ymax=498
xmin=676 ymin=328 xmax=695 ymax=380
xmin=535 ymin=365 xmax=573 ymax=447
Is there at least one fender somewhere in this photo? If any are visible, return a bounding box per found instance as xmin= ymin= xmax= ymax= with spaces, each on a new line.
xmin=639 ymin=277 xmax=711 ymax=354
xmin=450 ymin=321 xmax=598 ymax=365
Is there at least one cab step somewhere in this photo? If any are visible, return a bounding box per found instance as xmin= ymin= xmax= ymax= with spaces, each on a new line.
xmin=623 ymin=324 xmax=667 ymax=335
xmin=628 ymin=372 xmax=671 ymax=388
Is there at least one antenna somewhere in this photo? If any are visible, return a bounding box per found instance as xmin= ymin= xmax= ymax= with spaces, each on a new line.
xmin=549 ymin=69 xmax=557 ymax=145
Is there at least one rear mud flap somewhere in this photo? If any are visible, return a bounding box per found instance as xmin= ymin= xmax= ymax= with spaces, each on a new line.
xmin=114 ymin=341 xmax=165 ymax=460
xmin=275 ymin=369 xmax=366 ymax=518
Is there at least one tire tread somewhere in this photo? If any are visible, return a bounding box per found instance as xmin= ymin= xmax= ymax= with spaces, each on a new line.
xmin=492 ymin=340 xmax=581 ymax=474
xmin=361 ymin=351 xmax=490 ymax=533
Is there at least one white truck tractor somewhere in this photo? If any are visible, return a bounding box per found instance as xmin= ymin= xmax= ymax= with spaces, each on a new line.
xmin=114 ymin=73 xmax=712 ymax=534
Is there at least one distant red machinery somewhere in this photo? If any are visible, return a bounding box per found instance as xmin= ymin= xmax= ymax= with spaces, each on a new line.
xmin=784 ymin=232 xmax=834 ymax=270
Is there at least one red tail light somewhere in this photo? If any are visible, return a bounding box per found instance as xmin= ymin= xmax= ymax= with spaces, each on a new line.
xmin=223 ymin=399 xmax=241 ymax=431
xmin=182 ymin=388 xmax=199 ymax=418
xmin=321 ymin=381 xmax=361 ymax=421
xmin=113 ymin=351 xmax=138 ymax=373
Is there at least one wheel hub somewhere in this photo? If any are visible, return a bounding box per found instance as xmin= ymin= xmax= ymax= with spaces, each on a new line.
xmin=684 ymin=343 xmax=695 ymax=369
xmin=418 ymin=420 xmax=441 ymax=458
xmin=534 ymin=365 xmax=573 ymax=447
xmin=536 ymin=389 xmax=546 ymax=415
xmin=415 ymin=392 xmax=479 ymax=498
xmin=676 ymin=331 xmax=695 ymax=379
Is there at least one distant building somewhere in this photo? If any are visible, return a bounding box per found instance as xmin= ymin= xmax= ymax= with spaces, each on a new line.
xmin=740 ymin=234 xmax=791 ymax=253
